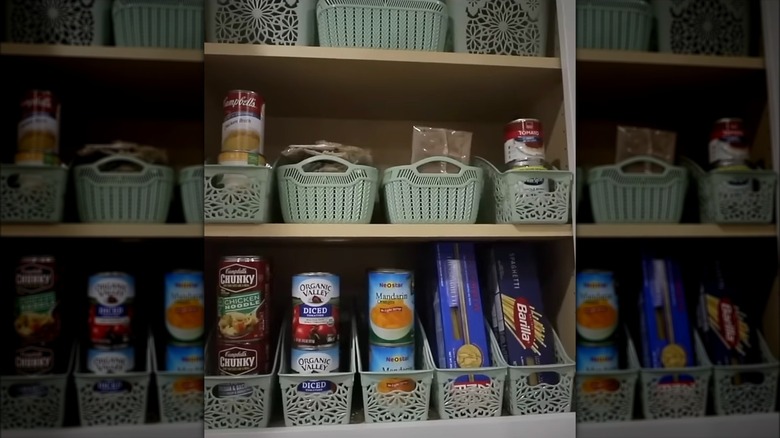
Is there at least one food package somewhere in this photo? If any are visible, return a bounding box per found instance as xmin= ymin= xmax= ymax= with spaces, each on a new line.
xmin=411 ymin=126 xmax=472 ymax=173
xmin=279 ymin=140 xmax=373 ymax=172
xmin=74 ymin=141 xmax=168 ymax=171
xmin=615 ymin=126 xmax=676 ymax=173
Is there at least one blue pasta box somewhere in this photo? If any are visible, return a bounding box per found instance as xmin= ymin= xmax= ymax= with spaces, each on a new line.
xmin=482 ymin=243 xmax=558 ymax=384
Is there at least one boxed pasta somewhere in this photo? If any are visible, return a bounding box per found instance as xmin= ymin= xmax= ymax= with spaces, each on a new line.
xmin=427 ymin=242 xmax=490 ymax=370
xmin=639 ymin=257 xmax=694 ymax=369
xmin=482 ymin=244 xmax=557 ymax=383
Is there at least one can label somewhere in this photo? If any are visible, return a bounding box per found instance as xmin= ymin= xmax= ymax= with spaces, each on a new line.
xmin=368 ymin=270 xmax=414 ymax=345
xmin=87 ymin=344 xmax=135 ymax=374
xmin=166 ymin=341 xmax=204 ymax=373
xmin=290 ymin=344 xmax=339 ymax=374
xmin=576 ymin=341 xmax=619 ymax=372
xmin=368 ymin=343 xmax=415 ymax=372
xmin=15 ymin=344 xmax=55 ymax=375
xmin=709 ymin=118 xmax=749 ymax=167
xmin=18 ymin=90 xmax=60 ymax=154
xmin=216 ymin=339 xmax=269 ymax=376
xmin=292 ymin=273 xmax=339 ymax=347
xmin=217 ymin=256 xmax=268 ymax=341
xmin=165 ymin=270 xmax=204 ymax=342
xmin=222 ymin=90 xmax=265 ymax=155
xmin=88 ymin=272 xmax=134 ymax=345
xmin=576 ymin=271 xmax=618 ymax=342
xmin=504 ymin=118 xmax=545 ymax=167
xmin=14 ymin=256 xmax=59 ymax=344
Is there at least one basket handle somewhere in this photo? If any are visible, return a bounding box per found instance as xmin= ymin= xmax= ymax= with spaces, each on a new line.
xmin=87 ymin=154 xmax=154 ymax=174
xmin=615 ymin=156 xmax=675 ymax=176
xmin=291 ymin=154 xmax=361 ymax=172
xmin=410 ymin=156 xmax=472 ymax=175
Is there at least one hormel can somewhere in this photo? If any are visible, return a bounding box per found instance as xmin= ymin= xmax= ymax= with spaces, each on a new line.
xmin=222 ymin=89 xmax=265 ymax=156
xmin=292 ymin=273 xmax=340 ymax=347
xmin=216 ymin=339 xmax=270 ymax=376
xmin=217 ymin=256 xmax=269 ymax=342
xmin=504 ymin=118 xmax=545 ymax=168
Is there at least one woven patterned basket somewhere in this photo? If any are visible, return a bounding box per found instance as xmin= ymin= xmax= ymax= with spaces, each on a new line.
xmin=0 ymin=165 xmax=68 ymax=223
xmin=113 ymin=0 xmax=204 ymax=48
xmin=576 ymin=0 xmax=652 ymax=50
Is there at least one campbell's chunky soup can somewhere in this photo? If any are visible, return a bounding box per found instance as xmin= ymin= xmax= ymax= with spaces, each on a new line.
xmin=165 ymin=270 xmax=205 ymax=342
xmin=14 ymin=255 xmax=60 ymax=345
xmin=18 ymin=89 xmax=60 ymax=154
xmin=215 ymin=339 xmax=270 ymax=376
xmin=222 ymin=90 xmax=265 ymax=156
xmin=88 ymin=272 xmax=134 ymax=346
xmin=217 ymin=256 xmax=269 ymax=342
xmin=291 ymin=272 xmax=340 ymax=347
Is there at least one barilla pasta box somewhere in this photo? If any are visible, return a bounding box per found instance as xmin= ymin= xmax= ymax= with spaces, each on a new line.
xmin=430 ymin=242 xmax=490 ymax=374
xmin=639 ymin=257 xmax=695 ymax=371
xmin=483 ymin=244 xmax=557 ymax=384
xmin=696 ymin=260 xmax=761 ymax=366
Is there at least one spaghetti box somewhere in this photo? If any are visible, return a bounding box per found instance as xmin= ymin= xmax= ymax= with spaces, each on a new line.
xmin=639 ymin=257 xmax=694 ymax=369
xmin=483 ymin=244 xmax=557 ymax=381
xmin=430 ymin=242 xmax=490 ymax=370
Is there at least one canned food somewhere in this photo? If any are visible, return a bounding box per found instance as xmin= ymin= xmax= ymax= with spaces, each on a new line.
xmin=14 ymin=151 xmax=60 ymax=166
xmin=217 ymin=256 xmax=269 ymax=341
xmin=576 ymin=270 xmax=618 ymax=342
xmin=709 ymin=117 xmax=749 ymax=168
xmin=217 ymin=150 xmax=265 ymax=166
xmin=290 ymin=344 xmax=339 ymax=374
xmin=215 ymin=339 xmax=270 ymax=376
xmin=222 ymin=90 xmax=265 ymax=155
xmin=18 ymin=89 xmax=60 ymax=154
xmin=576 ymin=340 xmax=619 ymax=372
xmin=14 ymin=255 xmax=60 ymax=345
xmin=292 ymin=272 xmax=339 ymax=347
xmin=368 ymin=342 xmax=414 ymax=372
xmin=504 ymin=118 xmax=544 ymax=168
xmin=166 ymin=340 xmax=204 ymax=372
xmin=88 ymin=272 xmax=135 ymax=346
xmin=87 ymin=344 xmax=135 ymax=374
xmin=14 ymin=343 xmax=56 ymax=375
xmin=165 ymin=270 xmax=204 ymax=342
xmin=368 ymin=269 xmax=414 ymax=346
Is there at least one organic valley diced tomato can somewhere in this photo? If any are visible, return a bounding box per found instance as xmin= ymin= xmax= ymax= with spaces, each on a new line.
xmin=88 ymin=272 xmax=134 ymax=346
xmin=292 ymin=272 xmax=340 ymax=347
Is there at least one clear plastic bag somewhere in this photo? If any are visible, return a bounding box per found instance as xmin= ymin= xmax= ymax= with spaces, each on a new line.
xmin=615 ymin=126 xmax=676 ymax=173
xmin=279 ymin=140 xmax=373 ymax=172
xmin=410 ymin=126 xmax=472 ymax=173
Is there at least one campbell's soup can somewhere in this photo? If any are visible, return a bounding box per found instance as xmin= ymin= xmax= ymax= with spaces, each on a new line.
xmin=18 ymin=89 xmax=60 ymax=154
xmin=14 ymin=255 xmax=61 ymax=345
xmin=14 ymin=342 xmax=57 ymax=375
xmin=709 ymin=117 xmax=750 ymax=168
xmin=504 ymin=118 xmax=545 ymax=168
xmin=165 ymin=270 xmax=205 ymax=342
xmin=88 ymin=272 xmax=134 ymax=346
xmin=215 ymin=339 xmax=270 ymax=376
xmin=222 ymin=90 xmax=265 ymax=156
xmin=292 ymin=272 xmax=339 ymax=347
xmin=290 ymin=344 xmax=339 ymax=374
xmin=217 ymin=256 xmax=270 ymax=342
xmin=87 ymin=344 xmax=135 ymax=374
xmin=576 ymin=270 xmax=618 ymax=342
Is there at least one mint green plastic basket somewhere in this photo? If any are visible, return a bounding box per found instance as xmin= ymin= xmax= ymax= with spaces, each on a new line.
xmin=473 ymin=157 xmax=572 ymax=224
xmin=179 ymin=165 xmax=203 ymax=223
xmin=316 ymin=0 xmax=448 ymax=51
xmin=0 ymin=165 xmax=68 ymax=223
xmin=382 ymin=156 xmax=483 ymax=224
xmin=204 ymin=165 xmax=274 ymax=224
xmin=74 ymin=155 xmax=174 ymax=223
xmin=576 ymin=0 xmax=652 ymax=50
xmin=276 ymin=155 xmax=379 ymax=224
xmin=113 ymin=0 xmax=204 ymax=49
xmin=681 ymin=157 xmax=777 ymax=224
xmin=588 ymin=156 xmax=687 ymax=223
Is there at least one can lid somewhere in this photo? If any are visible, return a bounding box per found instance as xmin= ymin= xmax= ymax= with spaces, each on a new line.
xmin=19 ymin=255 xmax=55 ymax=263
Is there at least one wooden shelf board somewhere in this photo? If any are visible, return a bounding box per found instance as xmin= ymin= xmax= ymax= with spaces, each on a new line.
xmin=576 ymin=224 xmax=777 ymax=238
xmin=0 ymin=224 xmax=201 ymax=238
xmin=204 ymin=223 xmax=573 ymax=240
xmin=0 ymin=43 xmax=203 ymax=62
xmin=577 ymin=49 xmax=765 ymax=69
xmin=204 ymin=43 xmax=562 ymax=121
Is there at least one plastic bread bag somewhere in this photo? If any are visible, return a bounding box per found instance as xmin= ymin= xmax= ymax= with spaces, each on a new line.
xmin=411 ymin=126 xmax=472 ymax=173
xmin=615 ymin=126 xmax=676 ymax=173
xmin=279 ymin=140 xmax=373 ymax=172
xmin=74 ymin=141 xmax=169 ymax=171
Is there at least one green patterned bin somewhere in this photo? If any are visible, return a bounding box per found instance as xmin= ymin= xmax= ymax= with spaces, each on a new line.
xmin=0 ymin=164 xmax=67 ymax=223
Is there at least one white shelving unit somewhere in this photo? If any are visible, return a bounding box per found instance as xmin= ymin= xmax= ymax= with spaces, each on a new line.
xmin=578 ymin=413 xmax=780 ymax=438
xmin=1 ymin=422 xmax=202 ymax=438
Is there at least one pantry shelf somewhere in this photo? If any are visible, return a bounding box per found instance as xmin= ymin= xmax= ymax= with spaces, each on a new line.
xmin=576 ymin=224 xmax=778 ymax=238
xmin=577 ymin=49 xmax=765 ymax=69
xmin=577 ymin=412 xmax=780 ymax=438
xmin=203 ymin=223 xmax=573 ymax=240
xmin=204 ymin=43 xmax=562 ymax=121
xmin=0 ymin=43 xmax=204 ymax=62
xmin=204 ymin=413 xmax=575 ymax=438
xmin=1 ymin=422 xmax=201 ymax=438
xmin=0 ymin=224 xmax=202 ymax=238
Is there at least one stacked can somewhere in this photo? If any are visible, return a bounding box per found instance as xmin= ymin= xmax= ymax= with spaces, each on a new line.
xmin=16 ymin=89 xmax=62 ymax=166
xmin=215 ymin=256 xmax=271 ymax=376
xmin=86 ymin=272 xmax=136 ymax=374
xmin=575 ymin=270 xmax=619 ymax=372
xmin=219 ymin=89 xmax=267 ymax=166
xmin=290 ymin=272 xmax=340 ymax=374
xmin=164 ymin=270 xmax=205 ymax=373
xmin=13 ymin=255 xmax=62 ymax=375
xmin=367 ymin=269 xmax=415 ymax=372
